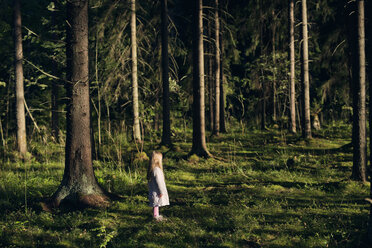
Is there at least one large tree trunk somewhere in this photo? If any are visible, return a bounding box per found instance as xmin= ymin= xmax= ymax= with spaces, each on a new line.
xmin=160 ymin=0 xmax=172 ymax=147
xmin=131 ymin=0 xmax=141 ymax=142
xmin=301 ymin=0 xmax=311 ymax=139
xmin=289 ymin=0 xmax=296 ymax=133
xmin=219 ymin=22 xmax=227 ymax=133
xmin=47 ymin=0 xmax=108 ymax=209
xmin=191 ymin=0 xmax=211 ymax=158
xmin=13 ymin=0 xmax=27 ymax=158
xmin=351 ymin=0 xmax=367 ymax=182
xmin=212 ymin=0 xmax=220 ymax=136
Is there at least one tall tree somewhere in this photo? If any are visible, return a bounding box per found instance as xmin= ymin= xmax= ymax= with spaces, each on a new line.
xmin=272 ymin=9 xmax=277 ymax=123
xmin=368 ymin=0 xmax=372 ymax=241
xmin=207 ymin=17 xmax=214 ymax=132
xmin=51 ymin=7 xmax=60 ymax=143
xmin=13 ymin=0 xmax=27 ymax=158
xmin=46 ymin=0 xmax=108 ymax=209
xmin=131 ymin=0 xmax=141 ymax=142
xmin=219 ymin=20 xmax=227 ymax=133
xmin=301 ymin=0 xmax=311 ymax=139
xmin=351 ymin=0 xmax=367 ymax=182
xmin=212 ymin=0 xmax=220 ymax=136
xmin=160 ymin=0 xmax=172 ymax=147
xmin=191 ymin=0 xmax=211 ymax=157
xmin=259 ymin=0 xmax=266 ymax=130
xmin=288 ymin=0 xmax=296 ymax=133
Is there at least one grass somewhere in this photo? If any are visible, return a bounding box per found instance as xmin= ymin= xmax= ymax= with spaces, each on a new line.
xmin=0 ymin=122 xmax=370 ymax=247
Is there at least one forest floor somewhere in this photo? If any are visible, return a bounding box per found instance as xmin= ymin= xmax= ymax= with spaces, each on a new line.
xmin=0 ymin=122 xmax=370 ymax=248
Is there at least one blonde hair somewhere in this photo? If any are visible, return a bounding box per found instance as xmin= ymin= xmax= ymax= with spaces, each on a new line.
xmin=147 ymin=151 xmax=163 ymax=180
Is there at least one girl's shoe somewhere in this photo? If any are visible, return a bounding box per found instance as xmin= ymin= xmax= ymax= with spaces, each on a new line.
xmin=155 ymin=215 xmax=166 ymax=221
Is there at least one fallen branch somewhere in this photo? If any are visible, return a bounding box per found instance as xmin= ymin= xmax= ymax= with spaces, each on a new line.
xmin=24 ymin=99 xmax=41 ymax=134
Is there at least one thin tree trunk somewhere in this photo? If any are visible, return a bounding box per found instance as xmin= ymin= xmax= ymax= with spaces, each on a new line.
xmin=213 ymin=0 xmax=220 ymax=136
xmin=289 ymin=0 xmax=296 ymax=133
xmin=219 ymin=23 xmax=227 ymax=133
xmin=367 ymin=0 xmax=372 ymax=241
xmin=51 ymin=81 xmax=59 ymax=142
xmin=191 ymin=0 xmax=211 ymax=158
xmin=208 ymin=21 xmax=214 ymax=132
xmin=259 ymin=0 xmax=265 ymax=130
xmin=301 ymin=0 xmax=311 ymax=139
xmin=51 ymin=7 xmax=60 ymax=142
xmin=272 ymin=10 xmax=277 ymax=123
xmin=131 ymin=0 xmax=141 ymax=142
xmin=46 ymin=0 xmax=108 ymax=210
xmin=160 ymin=0 xmax=172 ymax=147
xmin=351 ymin=0 xmax=367 ymax=182
xmin=13 ymin=0 xmax=27 ymax=158
xmin=95 ymin=31 xmax=101 ymax=148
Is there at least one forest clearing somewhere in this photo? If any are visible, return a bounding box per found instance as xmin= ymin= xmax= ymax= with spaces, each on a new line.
xmin=0 ymin=124 xmax=369 ymax=247
xmin=1 ymin=0 xmax=372 ymax=247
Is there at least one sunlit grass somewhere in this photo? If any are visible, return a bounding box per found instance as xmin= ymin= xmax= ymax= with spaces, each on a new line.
xmin=0 ymin=122 xmax=369 ymax=247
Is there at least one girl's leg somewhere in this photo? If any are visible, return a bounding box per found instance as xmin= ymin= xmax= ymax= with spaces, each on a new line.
xmin=153 ymin=206 xmax=159 ymax=218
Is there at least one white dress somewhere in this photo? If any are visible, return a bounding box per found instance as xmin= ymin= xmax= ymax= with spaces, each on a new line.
xmin=148 ymin=167 xmax=170 ymax=207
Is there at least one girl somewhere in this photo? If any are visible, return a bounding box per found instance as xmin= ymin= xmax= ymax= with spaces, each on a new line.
xmin=147 ymin=151 xmax=169 ymax=221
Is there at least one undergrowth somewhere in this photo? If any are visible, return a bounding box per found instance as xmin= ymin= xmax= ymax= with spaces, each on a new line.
xmin=0 ymin=122 xmax=370 ymax=247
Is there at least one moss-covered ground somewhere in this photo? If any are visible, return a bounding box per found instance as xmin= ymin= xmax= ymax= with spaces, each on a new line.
xmin=0 ymin=123 xmax=370 ymax=247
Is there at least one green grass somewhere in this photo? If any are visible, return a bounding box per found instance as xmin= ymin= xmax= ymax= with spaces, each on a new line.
xmin=0 ymin=122 xmax=370 ymax=247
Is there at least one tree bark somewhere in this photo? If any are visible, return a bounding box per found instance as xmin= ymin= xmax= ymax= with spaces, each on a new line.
xmin=212 ymin=0 xmax=220 ymax=136
xmin=301 ymin=0 xmax=311 ymax=139
xmin=13 ymin=0 xmax=27 ymax=158
xmin=160 ymin=0 xmax=172 ymax=147
xmin=191 ymin=0 xmax=211 ymax=158
xmin=131 ymin=0 xmax=141 ymax=142
xmin=351 ymin=0 xmax=367 ymax=182
xmin=289 ymin=0 xmax=296 ymax=133
xmin=47 ymin=0 xmax=108 ymax=209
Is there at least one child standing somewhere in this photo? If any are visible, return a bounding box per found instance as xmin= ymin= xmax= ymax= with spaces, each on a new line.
xmin=147 ymin=151 xmax=169 ymax=221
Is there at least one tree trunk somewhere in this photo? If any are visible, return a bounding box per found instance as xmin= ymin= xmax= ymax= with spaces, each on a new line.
xmin=259 ymin=0 xmax=266 ymax=130
xmin=160 ymin=0 xmax=172 ymax=147
xmin=208 ymin=20 xmax=214 ymax=132
xmin=367 ymin=0 xmax=372 ymax=242
xmin=13 ymin=0 xmax=27 ymax=158
xmin=51 ymin=6 xmax=60 ymax=143
xmin=301 ymin=0 xmax=311 ymax=139
xmin=51 ymin=81 xmax=59 ymax=142
xmin=219 ymin=22 xmax=227 ymax=133
xmin=289 ymin=0 xmax=296 ymax=133
xmin=191 ymin=0 xmax=211 ymax=158
xmin=47 ymin=0 xmax=108 ymax=209
xmin=212 ymin=0 xmax=220 ymax=136
xmin=131 ymin=0 xmax=141 ymax=142
xmin=272 ymin=10 xmax=277 ymax=123
xmin=351 ymin=0 xmax=367 ymax=182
